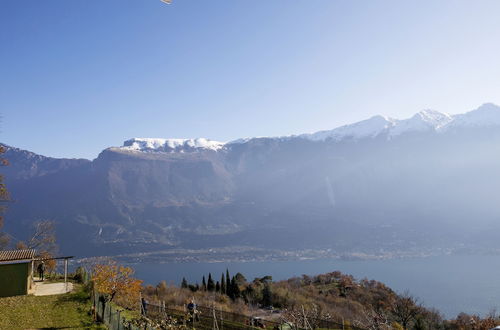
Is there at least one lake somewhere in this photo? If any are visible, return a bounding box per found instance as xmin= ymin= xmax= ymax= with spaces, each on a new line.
xmin=130 ymin=254 xmax=500 ymax=318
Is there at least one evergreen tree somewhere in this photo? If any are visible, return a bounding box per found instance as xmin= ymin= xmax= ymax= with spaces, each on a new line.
xmin=215 ymin=281 xmax=220 ymax=293
xmin=221 ymin=273 xmax=226 ymax=294
xmin=234 ymin=272 xmax=247 ymax=286
xmin=262 ymin=282 xmax=272 ymax=307
xmin=226 ymin=269 xmax=231 ymax=296
xmin=202 ymin=275 xmax=207 ymax=291
xmin=181 ymin=277 xmax=188 ymax=289
xmin=207 ymin=273 xmax=215 ymax=291
xmin=230 ymin=276 xmax=241 ymax=300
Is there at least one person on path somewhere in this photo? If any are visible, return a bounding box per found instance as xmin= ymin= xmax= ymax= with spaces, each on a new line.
xmin=37 ymin=261 xmax=45 ymax=281
xmin=187 ymin=299 xmax=199 ymax=321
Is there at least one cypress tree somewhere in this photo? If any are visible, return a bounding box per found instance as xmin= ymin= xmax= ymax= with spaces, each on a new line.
xmin=181 ymin=277 xmax=188 ymax=289
xmin=215 ymin=281 xmax=220 ymax=293
xmin=207 ymin=273 xmax=215 ymax=291
xmin=202 ymin=275 xmax=207 ymax=291
xmin=226 ymin=269 xmax=231 ymax=296
xmin=220 ymin=273 xmax=226 ymax=294
xmin=230 ymin=276 xmax=240 ymax=300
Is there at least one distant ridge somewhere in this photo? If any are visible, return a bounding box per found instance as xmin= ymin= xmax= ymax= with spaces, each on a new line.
xmin=113 ymin=103 xmax=500 ymax=153
xmin=5 ymin=102 xmax=500 ymax=257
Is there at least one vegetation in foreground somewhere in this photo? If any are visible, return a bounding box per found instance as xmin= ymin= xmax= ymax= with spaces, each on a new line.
xmin=137 ymin=269 xmax=500 ymax=330
xmin=0 ymin=284 xmax=105 ymax=330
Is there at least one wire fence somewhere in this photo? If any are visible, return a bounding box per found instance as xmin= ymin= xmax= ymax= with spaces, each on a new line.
xmin=82 ymin=265 xmax=364 ymax=330
xmin=143 ymin=300 xmax=365 ymax=330
xmin=93 ymin=290 xmax=159 ymax=330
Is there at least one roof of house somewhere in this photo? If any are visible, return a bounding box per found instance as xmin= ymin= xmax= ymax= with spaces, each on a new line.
xmin=0 ymin=249 xmax=36 ymax=262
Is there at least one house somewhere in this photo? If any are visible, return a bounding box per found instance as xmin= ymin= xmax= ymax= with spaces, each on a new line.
xmin=0 ymin=249 xmax=36 ymax=297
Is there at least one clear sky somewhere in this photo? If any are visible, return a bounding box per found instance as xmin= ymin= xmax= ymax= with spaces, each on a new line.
xmin=2 ymin=0 xmax=500 ymax=159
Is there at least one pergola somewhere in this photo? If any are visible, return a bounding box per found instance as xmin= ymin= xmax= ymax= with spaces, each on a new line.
xmin=32 ymin=255 xmax=75 ymax=289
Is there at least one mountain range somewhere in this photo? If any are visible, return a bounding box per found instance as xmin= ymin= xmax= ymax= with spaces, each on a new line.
xmin=4 ymin=103 xmax=500 ymax=257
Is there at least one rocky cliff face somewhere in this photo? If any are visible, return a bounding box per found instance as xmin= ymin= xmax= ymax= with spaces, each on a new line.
xmin=4 ymin=104 xmax=500 ymax=256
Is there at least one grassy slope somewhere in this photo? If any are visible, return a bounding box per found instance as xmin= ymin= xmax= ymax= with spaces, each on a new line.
xmin=0 ymin=284 xmax=105 ymax=330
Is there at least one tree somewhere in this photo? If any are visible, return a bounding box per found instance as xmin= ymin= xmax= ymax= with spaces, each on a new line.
xmin=157 ymin=281 xmax=168 ymax=297
xmin=92 ymin=261 xmax=143 ymax=304
xmin=26 ymin=220 xmax=57 ymax=254
xmin=181 ymin=277 xmax=188 ymax=289
xmin=220 ymin=273 xmax=226 ymax=294
xmin=359 ymin=306 xmax=391 ymax=330
xmin=15 ymin=220 xmax=58 ymax=274
xmin=229 ymin=276 xmax=241 ymax=300
xmin=215 ymin=281 xmax=220 ymax=293
xmin=207 ymin=273 xmax=215 ymax=291
xmin=243 ymin=283 xmax=262 ymax=306
xmin=262 ymin=282 xmax=272 ymax=307
xmin=339 ymin=274 xmax=354 ymax=297
xmin=392 ymin=291 xmax=420 ymax=330
xmin=413 ymin=316 xmax=426 ymax=330
xmin=258 ymin=275 xmax=273 ymax=284
xmin=202 ymin=275 xmax=207 ymax=291
xmin=226 ymin=269 xmax=231 ymax=295
xmin=0 ymin=145 xmax=10 ymax=250
xmin=234 ymin=272 xmax=247 ymax=286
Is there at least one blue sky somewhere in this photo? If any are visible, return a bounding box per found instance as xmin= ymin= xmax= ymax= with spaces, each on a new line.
xmin=2 ymin=0 xmax=500 ymax=159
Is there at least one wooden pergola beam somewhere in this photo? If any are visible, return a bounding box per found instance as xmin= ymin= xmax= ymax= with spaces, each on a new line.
xmin=32 ymin=256 xmax=75 ymax=289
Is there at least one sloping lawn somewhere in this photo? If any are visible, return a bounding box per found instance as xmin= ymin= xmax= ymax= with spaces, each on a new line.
xmin=0 ymin=284 xmax=105 ymax=329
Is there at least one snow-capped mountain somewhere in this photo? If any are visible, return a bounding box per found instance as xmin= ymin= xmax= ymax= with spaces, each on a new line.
xmin=446 ymin=103 xmax=500 ymax=129
xmin=118 ymin=137 xmax=225 ymax=152
xmin=302 ymin=103 xmax=500 ymax=142
xmin=389 ymin=109 xmax=453 ymax=137
xmin=303 ymin=115 xmax=397 ymax=142
xmin=5 ymin=103 xmax=500 ymax=257
xmin=115 ymin=103 xmax=500 ymax=152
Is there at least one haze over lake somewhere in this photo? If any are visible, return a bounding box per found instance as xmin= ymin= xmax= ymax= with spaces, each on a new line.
xmin=131 ymin=255 xmax=500 ymax=318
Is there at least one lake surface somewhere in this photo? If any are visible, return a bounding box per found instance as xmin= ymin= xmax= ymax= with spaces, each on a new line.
xmin=130 ymin=255 xmax=500 ymax=318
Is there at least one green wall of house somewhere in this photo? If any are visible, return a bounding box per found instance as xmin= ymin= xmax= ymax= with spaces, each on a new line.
xmin=0 ymin=262 xmax=29 ymax=297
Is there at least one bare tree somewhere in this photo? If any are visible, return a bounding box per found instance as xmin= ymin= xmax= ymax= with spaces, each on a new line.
xmin=26 ymin=220 xmax=57 ymax=253
xmin=281 ymin=304 xmax=332 ymax=330
xmin=358 ymin=306 xmax=392 ymax=330
xmin=15 ymin=220 xmax=58 ymax=273
xmin=391 ymin=291 xmax=421 ymax=330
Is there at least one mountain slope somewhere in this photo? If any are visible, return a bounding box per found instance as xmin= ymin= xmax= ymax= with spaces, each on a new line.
xmin=4 ymin=104 xmax=500 ymax=257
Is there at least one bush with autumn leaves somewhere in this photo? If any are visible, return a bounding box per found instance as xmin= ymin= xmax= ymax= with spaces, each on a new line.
xmin=92 ymin=261 xmax=143 ymax=309
xmin=91 ymin=263 xmax=500 ymax=330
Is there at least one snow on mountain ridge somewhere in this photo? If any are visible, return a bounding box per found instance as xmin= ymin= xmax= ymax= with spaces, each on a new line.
xmin=304 ymin=115 xmax=397 ymax=141
xmin=121 ymin=138 xmax=225 ymax=152
xmin=303 ymin=103 xmax=500 ymax=142
xmin=389 ymin=109 xmax=453 ymax=137
xmin=446 ymin=103 xmax=500 ymax=129
xmin=117 ymin=103 xmax=500 ymax=152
